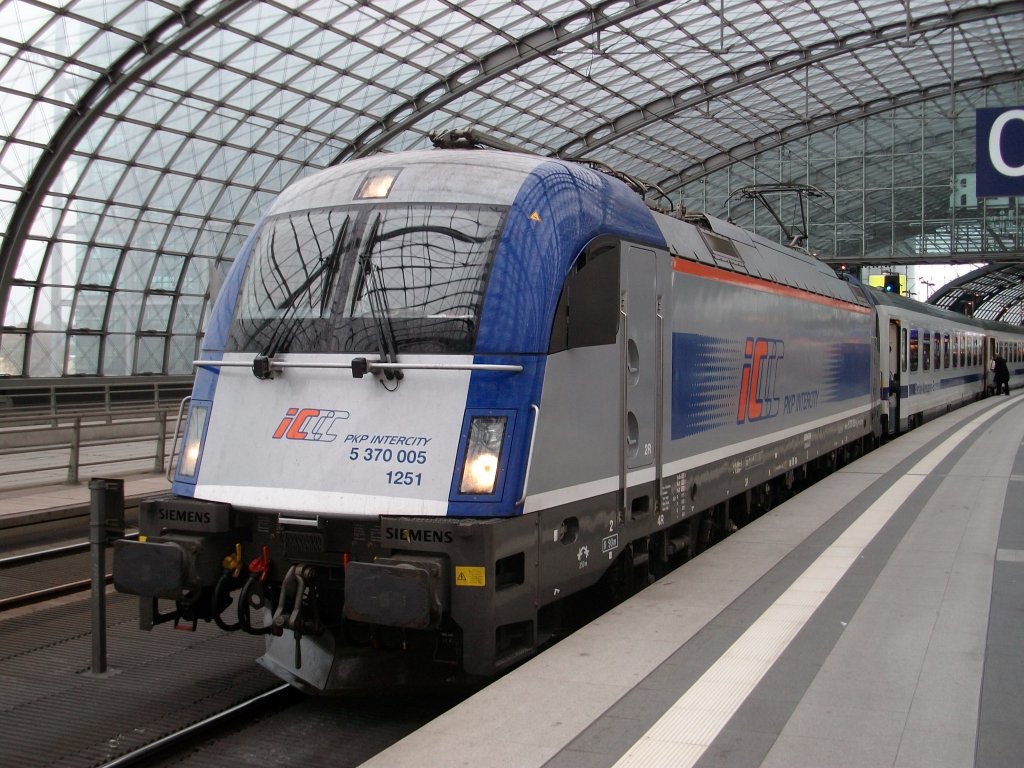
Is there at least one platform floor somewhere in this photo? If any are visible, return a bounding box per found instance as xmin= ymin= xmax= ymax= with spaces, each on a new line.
xmin=364 ymin=394 xmax=1024 ymax=768
xmin=0 ymin=472 xmax=170 ymax=545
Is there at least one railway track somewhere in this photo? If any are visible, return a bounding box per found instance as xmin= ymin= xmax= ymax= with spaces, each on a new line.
xmin=0 ymin=531 xmax=137 ymax=612
xmin=97 ymin=683 xmax=477 ymax=768
xmin=97 ymin=684 xmax=298 ymax=768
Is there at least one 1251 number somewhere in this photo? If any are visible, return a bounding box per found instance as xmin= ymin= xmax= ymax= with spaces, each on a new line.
xmin=386 ymin=471 xmax=422 ymax=486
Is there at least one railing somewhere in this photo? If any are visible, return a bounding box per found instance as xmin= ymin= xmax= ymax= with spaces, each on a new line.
xmin=0 ymin=376 xmax=192 ymax=488
xmin=0 ymin=375 xmax=192 ymax=423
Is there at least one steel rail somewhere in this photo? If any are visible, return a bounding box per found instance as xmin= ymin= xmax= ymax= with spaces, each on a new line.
xmin=0 ymin=575 xmax=112 ymax=612
xmin=96 ymin=684 xmax=295 ymax=768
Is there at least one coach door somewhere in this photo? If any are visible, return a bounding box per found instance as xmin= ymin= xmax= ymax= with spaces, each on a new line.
xmin=887 ymin=319 xmax=901 ymax=435
xmin=620 ymin=245 xmax=659 ymax=520
xmin=987 ymin=336 xmax=995 ymax=393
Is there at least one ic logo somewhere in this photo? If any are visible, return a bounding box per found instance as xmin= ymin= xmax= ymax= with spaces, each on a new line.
xmin=737 ymin=337 xmax=784 ymax=424
xmin=272 ymin=407 xmax=350 ymax=442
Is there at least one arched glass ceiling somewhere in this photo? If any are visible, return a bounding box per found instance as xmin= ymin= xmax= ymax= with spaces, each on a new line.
xmin=1 ymin=0 xmax=1022 ymax=377
xmin=930 ymin=262 xmax=1024 ymax=323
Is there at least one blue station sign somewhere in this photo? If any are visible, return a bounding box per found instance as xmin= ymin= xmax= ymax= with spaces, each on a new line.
xmin=976 ymin=107 xmax=1024 ymax=197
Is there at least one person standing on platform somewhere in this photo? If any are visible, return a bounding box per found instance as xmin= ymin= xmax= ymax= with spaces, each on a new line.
xmin=993 ymin=353 xmax=1010 ymax=395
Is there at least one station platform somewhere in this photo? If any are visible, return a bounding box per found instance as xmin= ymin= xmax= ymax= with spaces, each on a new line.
xmin=364 ymin=394 xmax=1024 ymax=768
xmin=0 ymin=473 xmax=170 ymax=532
xmin=2 ymin=396 xmax=1021 ymax=767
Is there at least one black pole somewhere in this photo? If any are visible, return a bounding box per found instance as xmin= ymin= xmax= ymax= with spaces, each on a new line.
xmin=89 ymin=478 xmax=124 ymax=675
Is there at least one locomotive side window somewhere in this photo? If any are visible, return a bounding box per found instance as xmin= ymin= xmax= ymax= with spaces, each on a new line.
xmin=922 ymin=330 xmax=931 ymax=370
xmin=548 ymin=241 xmax=619 ymax=353
xmin=909 ymin=329 xmax=919 ymax=372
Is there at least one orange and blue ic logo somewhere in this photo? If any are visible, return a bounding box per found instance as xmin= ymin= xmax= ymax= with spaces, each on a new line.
xmin=273 ymin=407 xmax=350 ymax=442
xmin=737 ymin=337 xmax=784 ymax=424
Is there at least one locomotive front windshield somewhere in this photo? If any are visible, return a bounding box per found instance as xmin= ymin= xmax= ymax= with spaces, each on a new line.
xmin=227 ymin=203 xmax=506 ymax=355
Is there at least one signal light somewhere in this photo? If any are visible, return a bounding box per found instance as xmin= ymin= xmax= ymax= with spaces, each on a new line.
xmin=883 ymin=274 xmax=900 ymax=293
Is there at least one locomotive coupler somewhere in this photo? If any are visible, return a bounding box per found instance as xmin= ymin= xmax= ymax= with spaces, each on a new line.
xmin=271 ymin=564 xmax=322 ymax=669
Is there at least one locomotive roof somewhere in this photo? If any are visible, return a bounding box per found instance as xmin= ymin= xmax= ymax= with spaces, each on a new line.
xmin=653 ymin=211 xmax=870 ymax=309
xmin=267 ymin=149 xmax=549 ymax=215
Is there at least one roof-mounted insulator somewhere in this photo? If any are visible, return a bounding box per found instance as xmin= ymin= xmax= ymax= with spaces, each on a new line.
xmin=430 ymin=128 xmax=529 ymax=154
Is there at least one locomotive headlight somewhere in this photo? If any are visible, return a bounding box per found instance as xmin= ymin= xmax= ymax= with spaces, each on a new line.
xmin=459 ymin=416 xmax=507 ymax=494
xmin=179 ymin=404 xmax=210 ymax=478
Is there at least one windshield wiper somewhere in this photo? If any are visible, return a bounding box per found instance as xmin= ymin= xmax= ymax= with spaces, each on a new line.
xmin=251 ymin=217 xmax=349 ymax=379
xmin=353 ymin=214 xmax=403 ymax=382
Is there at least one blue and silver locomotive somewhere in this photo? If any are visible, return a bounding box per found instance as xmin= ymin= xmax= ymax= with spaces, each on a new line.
xmin=113 ymin=145 xmax=1019 ymax=692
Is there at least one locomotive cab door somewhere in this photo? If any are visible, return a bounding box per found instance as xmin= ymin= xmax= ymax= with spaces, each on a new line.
xmin=620 ymin=245 xmax=660 ymax=521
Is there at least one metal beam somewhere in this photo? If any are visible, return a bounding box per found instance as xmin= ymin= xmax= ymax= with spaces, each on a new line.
xmin=818 ymin=252 xmax=1024 ymax=267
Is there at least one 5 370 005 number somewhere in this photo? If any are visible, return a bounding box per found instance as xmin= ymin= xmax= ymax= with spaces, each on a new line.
xmin=349 ymin=448 xmax=427 ymax=464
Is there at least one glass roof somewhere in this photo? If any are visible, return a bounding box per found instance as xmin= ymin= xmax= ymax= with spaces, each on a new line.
xmin=0 ymin=0 xmax=1022 ymax=376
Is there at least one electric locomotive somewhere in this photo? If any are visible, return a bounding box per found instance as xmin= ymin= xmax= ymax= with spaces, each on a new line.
xmin=113 ymin=145 xmax=886 ymax=692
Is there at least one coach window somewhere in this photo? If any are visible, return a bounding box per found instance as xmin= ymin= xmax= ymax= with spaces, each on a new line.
xmin=908 ymin=329 xmax=919 ymax=372
xmin=943 ymin=333 xmax=950 ymax=368
xmin=548 ymin=240 xmax=619 ymax=353
xmin=933 ymin=332 xmax=941 ymax=369
xmin=922 ymin=331 xmax=931 ymax=370
xmin=952 ymin=334 xmax=958 ymax=368
xmin=959 ymin=334 xmax=966 ymax=367
xmin=901 ymin=327 xmax=908 ymax=372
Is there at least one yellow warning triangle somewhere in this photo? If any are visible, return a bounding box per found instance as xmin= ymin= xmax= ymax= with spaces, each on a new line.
xmin=529 ymin=211 xmax=541 ymax=222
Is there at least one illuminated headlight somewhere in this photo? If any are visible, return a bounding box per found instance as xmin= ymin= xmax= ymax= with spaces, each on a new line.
xmin=178 ymin=404 xmax=210 ymax=478
xmin=459 ymin=416 xmax=507 ymax=495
